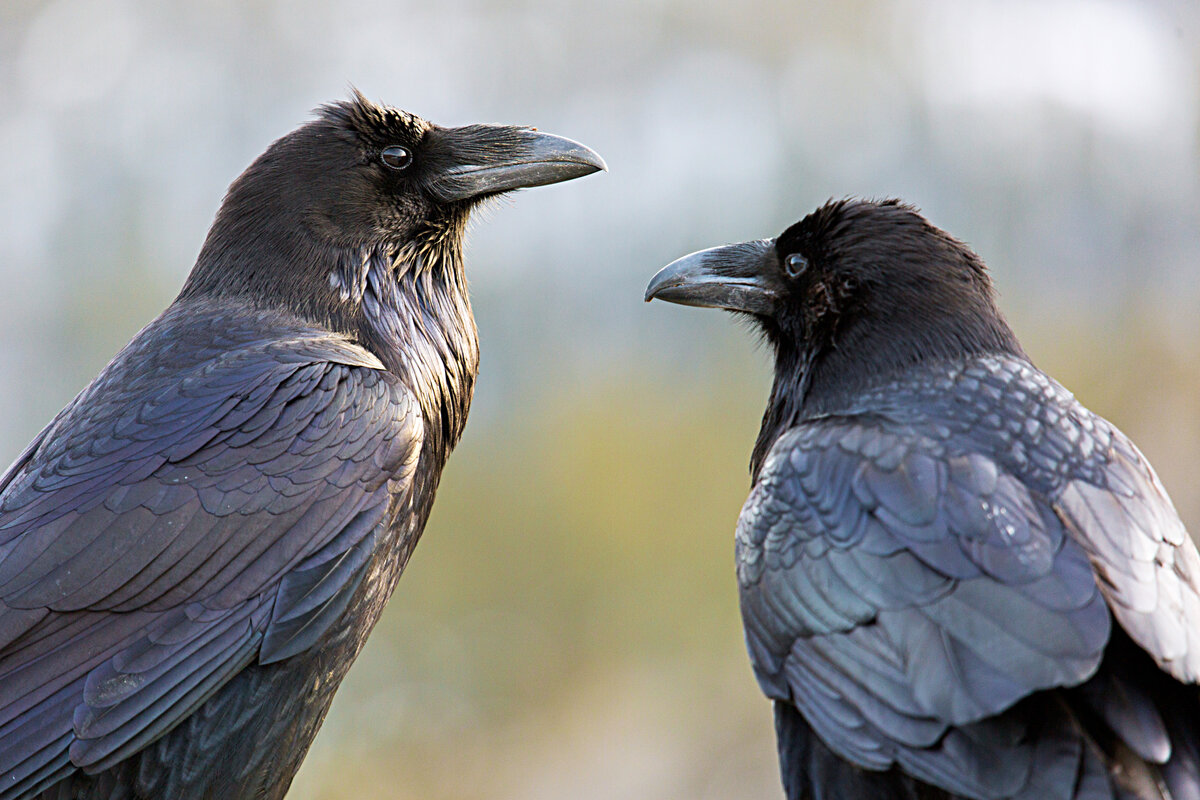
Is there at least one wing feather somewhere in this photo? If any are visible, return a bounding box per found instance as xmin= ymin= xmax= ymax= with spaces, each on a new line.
xmin=1054 ymin=440 xmax=1200 ymax=682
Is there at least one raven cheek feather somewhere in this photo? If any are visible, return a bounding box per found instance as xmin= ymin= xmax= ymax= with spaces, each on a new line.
xmin=0 ymin=93 xmax=602 ymax=800
xmin=648 ymin=199 xmax=1200 ymax=800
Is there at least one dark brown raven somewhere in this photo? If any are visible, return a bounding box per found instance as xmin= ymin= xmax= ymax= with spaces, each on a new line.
xmin=0 ymin=92 xmax=603 ymax=800
xmin=646 ymin=200 xmax=1200 ymax=799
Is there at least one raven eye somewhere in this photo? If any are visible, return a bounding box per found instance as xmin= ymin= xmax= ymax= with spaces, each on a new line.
xmin=784 ymin=253 xmax=808 ymax=278
xmin=380 ymin=146 xmax=413 ymax=170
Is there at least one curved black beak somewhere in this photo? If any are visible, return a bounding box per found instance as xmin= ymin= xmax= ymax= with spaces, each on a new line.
xmin=645 ymin=239 xmax=778 ymax=315
xmin=429 ymin=126 xmax=606 ymax=203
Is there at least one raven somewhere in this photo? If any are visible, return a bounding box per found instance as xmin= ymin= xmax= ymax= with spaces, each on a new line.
xmin=646 ymin=200 xmax=1200 ymax=799
xmin=0 ymin=93 xmax=603 ymax=800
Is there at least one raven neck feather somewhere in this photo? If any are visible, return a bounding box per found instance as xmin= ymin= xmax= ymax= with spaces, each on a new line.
xmin=355 ymin=236 xmax=479 ymax=467
xmin=752 ymin=341 xmax=816 ymax=480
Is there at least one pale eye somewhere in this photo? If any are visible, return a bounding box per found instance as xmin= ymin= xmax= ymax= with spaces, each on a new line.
xmin=784 ymin=252 xmax=808 ymax=278
xmin=380 ymin=145 xmax=413 ymax=170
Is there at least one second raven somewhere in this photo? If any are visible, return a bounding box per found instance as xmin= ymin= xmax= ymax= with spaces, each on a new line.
xmin=647 ymin=199 xmax=1200 ymax=799
xmin=0 ymin=93 xmax=603 ymax=800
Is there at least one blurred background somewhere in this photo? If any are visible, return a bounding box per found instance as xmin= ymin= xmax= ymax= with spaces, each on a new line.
xmin=2 ymin=0 xmax=1200 ymax=796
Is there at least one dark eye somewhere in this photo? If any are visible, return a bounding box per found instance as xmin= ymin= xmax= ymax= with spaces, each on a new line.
xmin=380 ymin=145 xmax=413 ymax=170
xmin=784 ymin=252 xmax=808 ymax=278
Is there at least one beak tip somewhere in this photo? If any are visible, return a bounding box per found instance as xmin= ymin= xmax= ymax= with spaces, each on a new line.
xmin=538 ymin=133 xmax=605 ymax=177
xmin=573 ymin=149 xmax=607 ymax=175
xmin=643 ymin=267 xmax=671 ymax=304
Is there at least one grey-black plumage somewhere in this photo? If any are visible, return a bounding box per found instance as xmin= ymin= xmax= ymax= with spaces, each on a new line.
xmin=646 ymin=199 xmax=1200 ymax=799
xmin=0 ymin=92 xmax=603 ymax=800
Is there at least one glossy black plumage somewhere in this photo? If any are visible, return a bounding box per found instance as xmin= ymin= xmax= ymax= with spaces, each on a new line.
xmin=647 ymin=200 xmax=1200 ymax=799
xmin=0 ymin=94 xmax=603 ymax=800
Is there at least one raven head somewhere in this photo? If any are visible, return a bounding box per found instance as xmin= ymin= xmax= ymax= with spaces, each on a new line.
xmin=185 ymin=91 xmax=604 ymax=305
xmin=647 ymin=199 xmax=1021 ymax=379
xmin=299 ymin=90 xmax=607 ymax=247
xmin=647 ymin=199 xmax=1023 ymax=467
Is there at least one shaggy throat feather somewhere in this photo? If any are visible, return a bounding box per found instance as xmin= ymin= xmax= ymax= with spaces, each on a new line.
xmin=343 ymin=239 xmax=479 ymax=461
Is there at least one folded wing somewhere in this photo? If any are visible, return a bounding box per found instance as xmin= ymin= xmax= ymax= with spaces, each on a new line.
xmin=0 ymin=330 xmax=421 ymax=799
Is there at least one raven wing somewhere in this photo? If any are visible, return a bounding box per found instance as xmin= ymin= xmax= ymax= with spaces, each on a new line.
xmin=1054 ymin=427 xmax=1200 ymax=684
xmin=0 ymin=324 xmax=421 ymax=799
xmin=739 ymin=406 xmax=1200 ymax=798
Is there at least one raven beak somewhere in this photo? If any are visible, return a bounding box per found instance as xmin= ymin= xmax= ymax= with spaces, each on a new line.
xmin=429 ymin=126 xmax=606 ymax=202
xmin=645 ymin=239 xmax=778 ymax=315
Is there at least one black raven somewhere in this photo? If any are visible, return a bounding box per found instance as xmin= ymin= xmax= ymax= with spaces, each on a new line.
xmin=0 ymin=93 xmax=603 ymax=800
xmin=646 ymin=200 xmax=1200 ymax=799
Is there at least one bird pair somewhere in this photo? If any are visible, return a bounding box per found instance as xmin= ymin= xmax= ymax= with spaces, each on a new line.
xmin=0 ymin=95 xmax=1195 ymax=800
